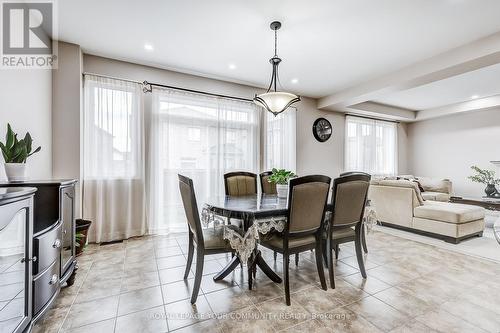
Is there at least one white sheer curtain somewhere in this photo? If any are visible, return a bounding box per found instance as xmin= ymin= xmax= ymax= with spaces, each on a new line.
xmin=148 ymin=88 xmax=261 ymax=233
xmin=263 ymin=108 xmax=296 ymax=172
xmin=82 ymin=75 xmax=146 ymax=243
xmin=344 ymin=115 xmax=397 ymax=176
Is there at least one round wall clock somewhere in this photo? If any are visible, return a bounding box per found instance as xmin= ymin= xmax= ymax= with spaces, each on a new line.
xmin=312 ymin=118 xmax=332 ymax=142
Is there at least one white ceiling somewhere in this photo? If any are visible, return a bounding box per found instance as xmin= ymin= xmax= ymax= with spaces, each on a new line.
xmin=58 ymin=0 xmax=500 ymax=99
xmin=374 ymin=63 xmax=500 ymax=111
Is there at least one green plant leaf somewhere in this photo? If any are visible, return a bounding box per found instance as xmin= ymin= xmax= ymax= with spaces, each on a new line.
xmin=24 ymin=132 xmax=32 ymax=154
xmin=5 ymin=124 xmax=14 ymax=149
xmin=0 ymin=142 xmax=10 ymax=162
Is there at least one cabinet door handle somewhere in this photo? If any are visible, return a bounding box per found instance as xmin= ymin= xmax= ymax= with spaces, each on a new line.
xmin=49 ymin=274 xmax=58 ymax=285
xmin=21 ymin=256 xmax=37 ymax=263
xmin=53 ymin=239 xmax=61 ymax=248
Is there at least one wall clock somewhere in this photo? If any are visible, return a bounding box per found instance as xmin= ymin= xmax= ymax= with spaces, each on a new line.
xmin=312 ymin=118 xmax=332 ymax=142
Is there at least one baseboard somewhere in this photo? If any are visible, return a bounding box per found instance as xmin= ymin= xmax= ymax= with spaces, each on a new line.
xmin=378 ymin=222 xmax=482 ymax=244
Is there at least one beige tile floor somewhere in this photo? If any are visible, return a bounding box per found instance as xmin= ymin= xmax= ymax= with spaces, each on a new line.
xmin=33 ymin=230 xmax=500 ymax=333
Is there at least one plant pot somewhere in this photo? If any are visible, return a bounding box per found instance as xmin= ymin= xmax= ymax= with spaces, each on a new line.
xmin=276 ymin=184 xmax=288 ymax=198
xmin=4 ymin=163 xmax=27 ymax=181
xmin=485 ymin=184 xmax=498 ymax=198
xmin=75 ymin=219 xmax=92 ymax=256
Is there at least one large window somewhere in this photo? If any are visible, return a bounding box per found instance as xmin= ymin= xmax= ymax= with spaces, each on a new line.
xmin=149 ymin=88 xmax=261 ymax=233
xmin=345 ymin=115 xmax=397 ymax=176
xmin=264 ymin=108 xmax=296 ymax=171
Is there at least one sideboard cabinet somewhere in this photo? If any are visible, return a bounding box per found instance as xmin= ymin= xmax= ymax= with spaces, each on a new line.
xmin=0 ymin=180 xmax=78 ymax=325
xmin=0 ymin=187 xmax=36 ymax=333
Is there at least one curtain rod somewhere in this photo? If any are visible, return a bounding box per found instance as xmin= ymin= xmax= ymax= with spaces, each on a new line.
xmin=82 ymin=72 xmax=254 ymax=103
xmin=345 ymin=113 xmax=400 ymax=124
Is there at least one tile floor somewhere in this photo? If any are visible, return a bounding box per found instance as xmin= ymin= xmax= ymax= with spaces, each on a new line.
xmin=33 ymin=229 xmax=500 ymax=333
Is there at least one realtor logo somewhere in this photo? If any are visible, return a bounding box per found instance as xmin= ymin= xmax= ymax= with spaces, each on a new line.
xmin=1 ymin=0 xmax=57 ymax=68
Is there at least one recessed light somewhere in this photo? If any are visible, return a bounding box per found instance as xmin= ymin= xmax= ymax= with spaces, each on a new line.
xmin=291 ymin=78 xmax=299 ymax=84
xmin=228 ymin=63 xmax=237 ymax=70
xmin=471 ymin=95 xmax=479 ymax=99
xmin=144 ymin=43 xmax=154 ymax=51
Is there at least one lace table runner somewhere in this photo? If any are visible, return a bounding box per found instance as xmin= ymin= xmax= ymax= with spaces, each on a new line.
xmin=201 ymin=204 xmax=377 ymax=263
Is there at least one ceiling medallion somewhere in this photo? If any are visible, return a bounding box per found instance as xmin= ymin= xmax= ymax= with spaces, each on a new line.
xmin=253 ymin=21 xmax=300 ymax=116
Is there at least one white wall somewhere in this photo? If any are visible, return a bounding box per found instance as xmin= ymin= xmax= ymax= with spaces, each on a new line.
xmin=407 ymin=108 xmax=500 ymax=197
xmin=0 ymin=69 xmax=52 ymax=180
xmin=83 ymin=55 xmax=347 ymax=179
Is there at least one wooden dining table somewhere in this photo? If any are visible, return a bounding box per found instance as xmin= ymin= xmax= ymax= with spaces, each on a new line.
xmin=204 ymin=194 xmax=335 ymax=289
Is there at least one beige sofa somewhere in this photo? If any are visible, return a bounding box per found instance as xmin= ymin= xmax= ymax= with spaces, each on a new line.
xmin=369 ymin=179 xmax=485 ymax=243
xmin=398 ymin=175 xmax=453 ymax=202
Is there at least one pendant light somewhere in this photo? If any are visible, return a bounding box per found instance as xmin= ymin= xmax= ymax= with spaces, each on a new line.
xmin=254 ymin=21 xmax=300 ymax=116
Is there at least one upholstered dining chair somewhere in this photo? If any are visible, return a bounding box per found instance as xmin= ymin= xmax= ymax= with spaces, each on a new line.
xmin=339 ymin=171 xmax=371 ymax=254
xmin=259 ymin=171 xmax=277 ymax=194
xmin=326 ymin=173 xmax=371 ymax=289
xmin=224 ymin=172 xmax=258 ymax=196
xmin=259 ymin=175 xmax=331 ymax=305
xmin=178 ymin=174 xmax=240 ymax=304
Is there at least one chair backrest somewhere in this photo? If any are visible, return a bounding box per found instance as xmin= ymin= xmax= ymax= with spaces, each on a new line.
xmin=330 ymin=174 xmax=371 ymax=229
xmin=260 ymin=171 xmax=277 ymax=195
xmin=286 ymin=175 xmax=331 ymax=235
xmin=178 ymin=174 xmax=204 ymax=244
xmin=340 ymin=171 xmax=370 ymax=177
xmin=224 ymin=172 xmax=257 ymax=196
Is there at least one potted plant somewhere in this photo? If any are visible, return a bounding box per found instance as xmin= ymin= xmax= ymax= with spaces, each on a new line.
xmin=468 ymin=165 xmax=500 ymax=197
xmin=0 ymin=124 xmax=41 ymax=181
xmin=75 ymin=219 xmax=92 ymax=256
xmin=268 ymin=168 xmax=296 ymax=198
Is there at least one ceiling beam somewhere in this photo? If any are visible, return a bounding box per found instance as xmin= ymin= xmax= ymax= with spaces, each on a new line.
xmin=318 ymin=31 xmax=500 ymax=112
xmin=416 ymin=94 xmax=500 ymax=121
xmin=348 ymin=102 xmax=415 ymax=121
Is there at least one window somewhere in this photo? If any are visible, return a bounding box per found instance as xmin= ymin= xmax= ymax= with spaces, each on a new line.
xmin=83 ymin=79 xmax=143 ymax=179
xmin=187 ymin=127 xmax=201 ymax=141
xmin=264 ymin=108 xmax=296 ymax=171
xmin=344 ymin=116 xmax=397 ymax=176
xmin=149 ymin=89 xmax=261 ymax=232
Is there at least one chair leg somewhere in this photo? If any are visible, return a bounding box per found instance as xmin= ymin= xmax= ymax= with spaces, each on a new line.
xmin=361 ymin=223 xmax=368 ymax=253
xmin=191 ymin=250 xmax=204 ymax=304
xmin=184 ymin=234 xmax=194 ymax=279
xmin=328 ymin=238 xmax=335 ymax=289
xmin=322 ymin=239 xmax=328 ymax=267
xmin=295 ymin=253 xmax=299 ymax=266
xmin=355 ymin=229 xmax=367 ymax=279
xmin=335 ymin=244 xmax=340 ymax=260
xmin=315 ymin=245 xmax=327 ymax=290
xmin=283 ymin=255 xmax=290 ymax=306
xmin=274 ymin=251 xmax=277 ymax=261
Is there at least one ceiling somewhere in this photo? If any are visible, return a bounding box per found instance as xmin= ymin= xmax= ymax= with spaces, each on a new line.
xmin=374 ymin=63 xmax=500 ymax=111
xmin=58 ymin=0 xmax=500 ymax=99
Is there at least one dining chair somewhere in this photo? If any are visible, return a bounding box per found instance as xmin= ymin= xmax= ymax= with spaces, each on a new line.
xmin=326 ymin=173 xmax=371 ymax=289
xmin=259 ymin=175 xmax=331 ymax=305
xmin=178 ymin=174 xmax=240 ymax=304
xmin=224 ymin=171 xmax=258 ymax=196
xmin=339 ymin=171 xmax=371 ymax=254
xmin=259 ymin=171 xmax=277 ymax=194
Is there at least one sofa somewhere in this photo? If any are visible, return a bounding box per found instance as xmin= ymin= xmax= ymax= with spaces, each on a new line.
xmin=397 ymin=175 xmax=453 ymax=202
xmin=369 ymin=179 xmax=485 ymax=243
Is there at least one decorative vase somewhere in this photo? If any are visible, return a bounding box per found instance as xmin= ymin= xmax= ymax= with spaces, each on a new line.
xmin=276 ymin=184 xmax=288 ymax=198
xmin=485 ymin=183 xmax=497 ymax=197
xmin=4 ymin=163 xmax=27 ymax=182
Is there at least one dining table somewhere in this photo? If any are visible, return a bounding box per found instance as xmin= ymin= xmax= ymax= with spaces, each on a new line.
xmin=203 ymin=194 xmax=337 ymax=289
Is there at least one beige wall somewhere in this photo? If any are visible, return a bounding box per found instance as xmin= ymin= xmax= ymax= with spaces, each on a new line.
xmin=0 ymin=69 xmax=52 ymax=180
xmin=83 ymin=55 xmax=347 ymax=179
xmin=52 ymin=42 xmax=83 ymax=214
xmin=407 ymin=107 xmax=500 ymax=197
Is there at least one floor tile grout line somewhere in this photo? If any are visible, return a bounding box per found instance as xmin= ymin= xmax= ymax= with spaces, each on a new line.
xmin=56 ymin=254 xmax=95 ymax=333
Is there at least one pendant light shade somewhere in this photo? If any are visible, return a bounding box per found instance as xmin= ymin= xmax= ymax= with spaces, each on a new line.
xmin=254 ymin=21 xmax=300 ymax=116
xmin=254 ymin=92 xmax=301 ymax=117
